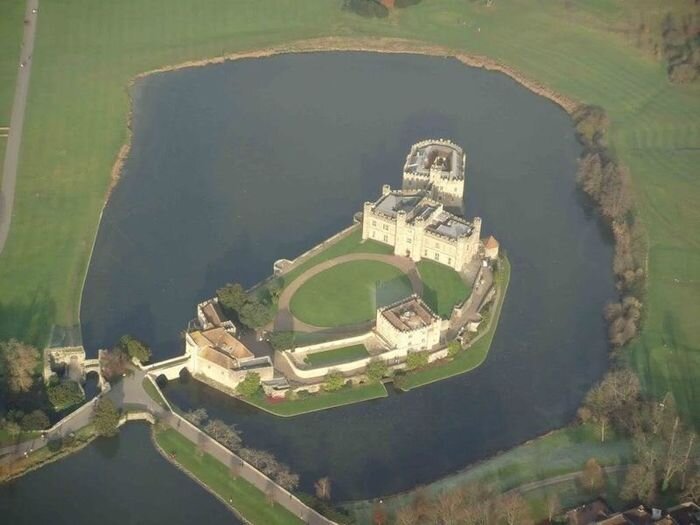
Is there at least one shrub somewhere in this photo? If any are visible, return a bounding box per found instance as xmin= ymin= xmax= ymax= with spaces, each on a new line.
xmin=447 ymin=340 xmax=462 ymax=357
xmin=405 ymin=351 xmax=429 ymax=370
xmin=94 ymin=398 xmax=120 ymax=436
xmin=118 ymin=335 xmax=152 ymax=364
xmin=236 ymin=372 xmax=261 ymax=398
xmin=269 ymin=331 xmax=295 ymax=351
xmin=20 ymin=409 xmax=50 ymax=431
xmin=365 ymin=358 xmax=388 ymax=382
xmin=47 ymin=380 xmax=84 ymax=408
xmin=342 ymin=0 xmax=388 ymax=18
xmin=323 ymin=371 xmax=346 ymax=392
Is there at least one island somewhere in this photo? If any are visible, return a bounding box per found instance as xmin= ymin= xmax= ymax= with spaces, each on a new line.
xmin=139 ymin=139 xmax=510 ymax=416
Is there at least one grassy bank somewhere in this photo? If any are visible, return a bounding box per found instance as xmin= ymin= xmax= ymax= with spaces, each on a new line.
xmin=0 ymin=0 xmax=697 ymax=421
xmin=346 ymin=423 xmax=632 ymax=522
xmin=304 ymin=344 xmax=370 ymax=367
xmin=416 ymin=259 xmax=471 ymax=318
xmin=153 ymin=427 xmax=303 ymax=525
xmin=398 ymin=255 xmax=510 ymax=390
xmin=245 ymin=382 xmax=388 ymax=417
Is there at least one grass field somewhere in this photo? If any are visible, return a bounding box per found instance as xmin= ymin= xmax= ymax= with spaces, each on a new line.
xmin=245 ymin=382 xmax=388 ymax=417
xmin=416 ymin=259 xmax=471 ymax=318
xmin=153 ymin=427 xmax=303 ymax=525
xmin=347 ymin=423 xmax=632 ymax=522
xmin=398 ymin=256 xmax=510 ymax=390
xmin=0 ymin=0 xmax=697 ymax=423
xmin=289 ymin=260 xmax=413 ymax=327
xmin=304 ymin=344 xmax=370 ymax=368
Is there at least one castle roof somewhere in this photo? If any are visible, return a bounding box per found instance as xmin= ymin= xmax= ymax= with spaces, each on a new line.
xmin=191 ymin=327 xmax=253 ymax=365
xmin=379 ymin=295 xmax=439 ymax=332
xmin=484 ymin=236 xmax=499 ymax=249
xmin=403 ymin=139 xmax=465 ymax=181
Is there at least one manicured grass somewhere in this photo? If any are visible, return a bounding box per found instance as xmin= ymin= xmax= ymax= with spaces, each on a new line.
xmin=0 ymin=429 xmax=39 ymax=448
xmin=398 ymin=256 xmax=510 ymax=390
xmin=142 ymin=376 xmax=169 ymax=410
xmin=346 ymin=423 xmax=632 ymax=522
xmin=0 ymin=0 xmax=696 ymax=423
xmin=304 ymin=344 xmax=370 ymax=368
xmin=289 ymin=260 xmax=413 ymax=327
xmin=416 ymin=259 xmax=471 ymax=318
xmin=154 ymin=427 xmax=303 ymax=525
xmin=0 ymin=1 xmax=23 ymax=124
xmin=245 ymin=382 xmax=388 ymax=417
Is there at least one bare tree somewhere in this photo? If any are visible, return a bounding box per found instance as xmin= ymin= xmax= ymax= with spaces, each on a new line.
xmin=621 ymin=463 xmax=657 ymax=503
xmin=545 ymin=492 xmax=561 ymax=522
xmin=580 ymin=369 xmax=641 ymax=441
xmin=1 ymin=340 xmax=39 ymax=393
xmin=274 ymin=466 xmax=299 ymax=492
xmin=314 ymin=476 xmax=332 ymax=500
xmin=393 ymin=505 xmax=420 ymax=525
xmin=580 ymin=457 xmax=605 ymax=493
xmin=496 ymin=492 xmax=532 ymax=525
xmin=184 ymin=408 xmax=208 ymax=426
xmin=432 ymin=488 xmax=464 ymax=524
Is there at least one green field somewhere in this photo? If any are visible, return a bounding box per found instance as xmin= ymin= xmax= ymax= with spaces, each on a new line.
xmin=347 ymin=423 xmax=632 ymax=522
xmin=416 ymin=259 xmax=471 ymax=318
xmin=0 ymin=0 xmax=697 ymax=423
xmin=304 ymin=344 xmax=370 ymax=368
xmin=289 ymin=260 xmax=413 ymax=327
xmin=399 ymin=256 xmax=510 ymax=390
xmin=154 ymin=427 xmax=303 ymax=525
xmin=245 ymin=382 xmax=388 ymax=417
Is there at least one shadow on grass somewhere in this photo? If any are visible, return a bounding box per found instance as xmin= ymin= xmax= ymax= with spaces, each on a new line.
xmin=0 ymin=288 xmax=56 ymax=347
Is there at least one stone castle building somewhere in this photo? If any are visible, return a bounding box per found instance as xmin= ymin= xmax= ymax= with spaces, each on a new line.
xmin=375 ymin=295 xmax=441 ymax=352
xmin=402 ymin=139 xmax=465 ymax=208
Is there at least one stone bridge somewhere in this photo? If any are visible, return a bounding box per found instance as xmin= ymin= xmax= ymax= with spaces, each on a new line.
xmin=142 ymin=352 xmax=192 ymax=381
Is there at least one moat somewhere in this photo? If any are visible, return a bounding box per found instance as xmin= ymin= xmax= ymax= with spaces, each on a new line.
xmin=0 ymin=51 xmax=616 ymax=512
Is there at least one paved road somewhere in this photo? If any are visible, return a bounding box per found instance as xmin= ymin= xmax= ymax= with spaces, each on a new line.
xmin=0 ymin=0 xmax=38 ymax=255
xmin=274 ymin=253 xmax=423 ymax=333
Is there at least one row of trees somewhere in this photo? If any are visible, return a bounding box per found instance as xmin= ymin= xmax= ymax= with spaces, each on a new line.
xmin=184 ymin=408 xmax=300 ymax=491
xmin=216 ymin=283 xmax=273 ymax=330
xmin=385 ymin=483 xmax=536 ymax=525
xmin=574 ymin=105 xmax=646 ymax=348
xmin=661 ymin=12 xmax=699 ymax=84
xmin=578 ymin=370 xmax=698 ymax=505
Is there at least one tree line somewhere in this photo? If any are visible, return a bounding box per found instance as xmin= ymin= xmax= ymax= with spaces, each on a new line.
xmin=574 ymin=105 xmax=647 ymax=349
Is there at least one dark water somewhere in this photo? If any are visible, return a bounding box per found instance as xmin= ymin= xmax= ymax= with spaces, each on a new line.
xmin=78 ymin=53 xmax=614 ymax=501
xmin=0 ymin=423 xmax=241 ymax=524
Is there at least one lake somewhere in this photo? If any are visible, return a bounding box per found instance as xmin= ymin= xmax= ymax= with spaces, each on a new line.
xmin=77 ymin=52 xmax=614 ymax=501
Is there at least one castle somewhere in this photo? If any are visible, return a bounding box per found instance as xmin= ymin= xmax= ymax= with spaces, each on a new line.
xmin=362 ymin=140 xmax=482 ymax=272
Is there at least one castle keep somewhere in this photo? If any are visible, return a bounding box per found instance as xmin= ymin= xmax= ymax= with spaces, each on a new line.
xmin=362 ymin=140 xmax=481 ymax=272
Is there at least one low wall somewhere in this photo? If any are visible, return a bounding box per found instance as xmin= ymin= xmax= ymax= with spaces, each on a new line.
xmin=293 ymin=332 xmax=372 ymax=358
xmin=144 ymin=352 xmax=191 ymax=380
xmin=281 ymin=346 xmax=409 ymax=381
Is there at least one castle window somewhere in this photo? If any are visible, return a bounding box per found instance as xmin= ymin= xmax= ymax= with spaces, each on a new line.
xmin=435 ymin=241 xmax=439 ymax=248
xmin=383 ymin=224 xmax=389 ymax=231
xmin=424 ymin=250 xmax=428 ymax=256
xmin=372 ymin=220 xmax=376 ymax=226
xmin=383 ymin=235 xmax=388 ymax=243
xmin=371 ymin=231 xmax=375 ymax=238
xmin=406 ymin=237 xmax=412 ymax=244
xmin=448 ymin=258 xmax=452 ymax=265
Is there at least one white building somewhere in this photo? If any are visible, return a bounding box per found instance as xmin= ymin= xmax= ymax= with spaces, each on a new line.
xmin=375 ymin=295 xmax=441 ymax=353
xmin=403 ymin=139 xmax=466 ymax=207
xmin=362 ymin=185 xmax=481 ymax=272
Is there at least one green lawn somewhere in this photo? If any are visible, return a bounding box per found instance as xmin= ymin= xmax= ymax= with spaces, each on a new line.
xmin=0 ymin=0 xmax=697 ymax=423
xmin=154 ymin=427 xmax=303 ymax=525
xmin=398 ymin=256 xmax=510 ymax=390
xmin=346 ymin=423 xmax=632 ymax=522
xmin=417 ymin=259 xmax=471 ymax=318
xmin=289 ymin=260 xmax=413 ymax=327
xmin=0 ymin=0 xmax=24 ymax=182
xmin=244 ymin=382 xmax=388 ymax=417
xmin=304 ymin=344 xmax=370 ymax=368
xmin=141 ymin=376 xmax=169 ymax=410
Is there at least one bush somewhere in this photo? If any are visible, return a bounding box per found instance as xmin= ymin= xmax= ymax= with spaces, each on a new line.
xmin=447 ymin=340 xmax=462 ymax=357
xmin=405 ymin=351 xmax=429 ymax=370
xmin=94 ymin=397 xmax=120 ymax=436
xmin=20 ymin=409 xmax=50 ymax=431
xmin=47 ymin=380 xmax=84 ymax=408
xmin=269 ymin=331 xmax=295 ymax=351
xmin=365 ymin=358 xmax=388 ymax=382
xmin=342 ymin=0 xmax=388 ymax=18
xmin=118 ymin=335 xmax=152 ymax=364
xmin=236 ymin=372 xmax=261 ymax=398
xmin=323 ymin=371 xmax=346 ymax=392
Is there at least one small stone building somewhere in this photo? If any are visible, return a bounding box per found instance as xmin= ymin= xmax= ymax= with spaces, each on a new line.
xmin=375 ymin=295 xmax=441 ymax=353
xmin=483 ymin=236 xmax=500 ymax=260
xmin=402 ymin=139 xmax=466 ymax=207
xmin=186 ymin=328 xmax=273 ymax=389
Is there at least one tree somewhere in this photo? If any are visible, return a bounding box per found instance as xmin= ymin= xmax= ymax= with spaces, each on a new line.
xmin=217 ymin=283 xmax=248 ymax=313
xmin=93 ymin=397 xmax=120 ymax=436
xmin=204 ymin=419 xmax=242 ymax=451
xmin=621 ymin=463 xmax=657 ymax=503
xmin=274 ymin=466 xmax=300 ymax=491
xmin=405 ymin=351 xmax=429 ymax=370
xmin=184 ymin=408 xmax=208 ymax=426
xmin=323 ymin=371 xmax=346 ymax=392
xmin=100 ymin=347 xmax=129 ymax=381
xmin=580 ymin=369 xmax=641 ymax=441
xmin=2 ymin=420 xmax=21 ymax=438
xmin=580 ymin=457 xmax=605 ymax=493
xmin=365 ymin=358 xmax=388 ymax=382
xmin=47 ymin=380 xmax=84 ymax=408
xmin=393 ymin=506 xmax=419 ymax=525
xmin=1 ymin=339 xmax=40 ymax=393
xmin=545 ymin=492 xmax=561 ymax=522
xmin=20 ymin=409 xmax=49 ymax=431
xmin=239 ymin=300 xmax=272 ymax=329
xmin=118 ymin=335 xmax=152 ymax=363
xmin=315 ymin=476 xmax=332 ymax=500
xmin=497 ymin=492 xmax=532 ymax=525
xmin=269 ymin=331 xmax=295 ymax=351
xmin=432 ymin=488 xmax=464 ymax=524
xmin=447 ymin=340 xmax=462 ymax=358
xmin=236 ymin=372 xmax=261 ymax=398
